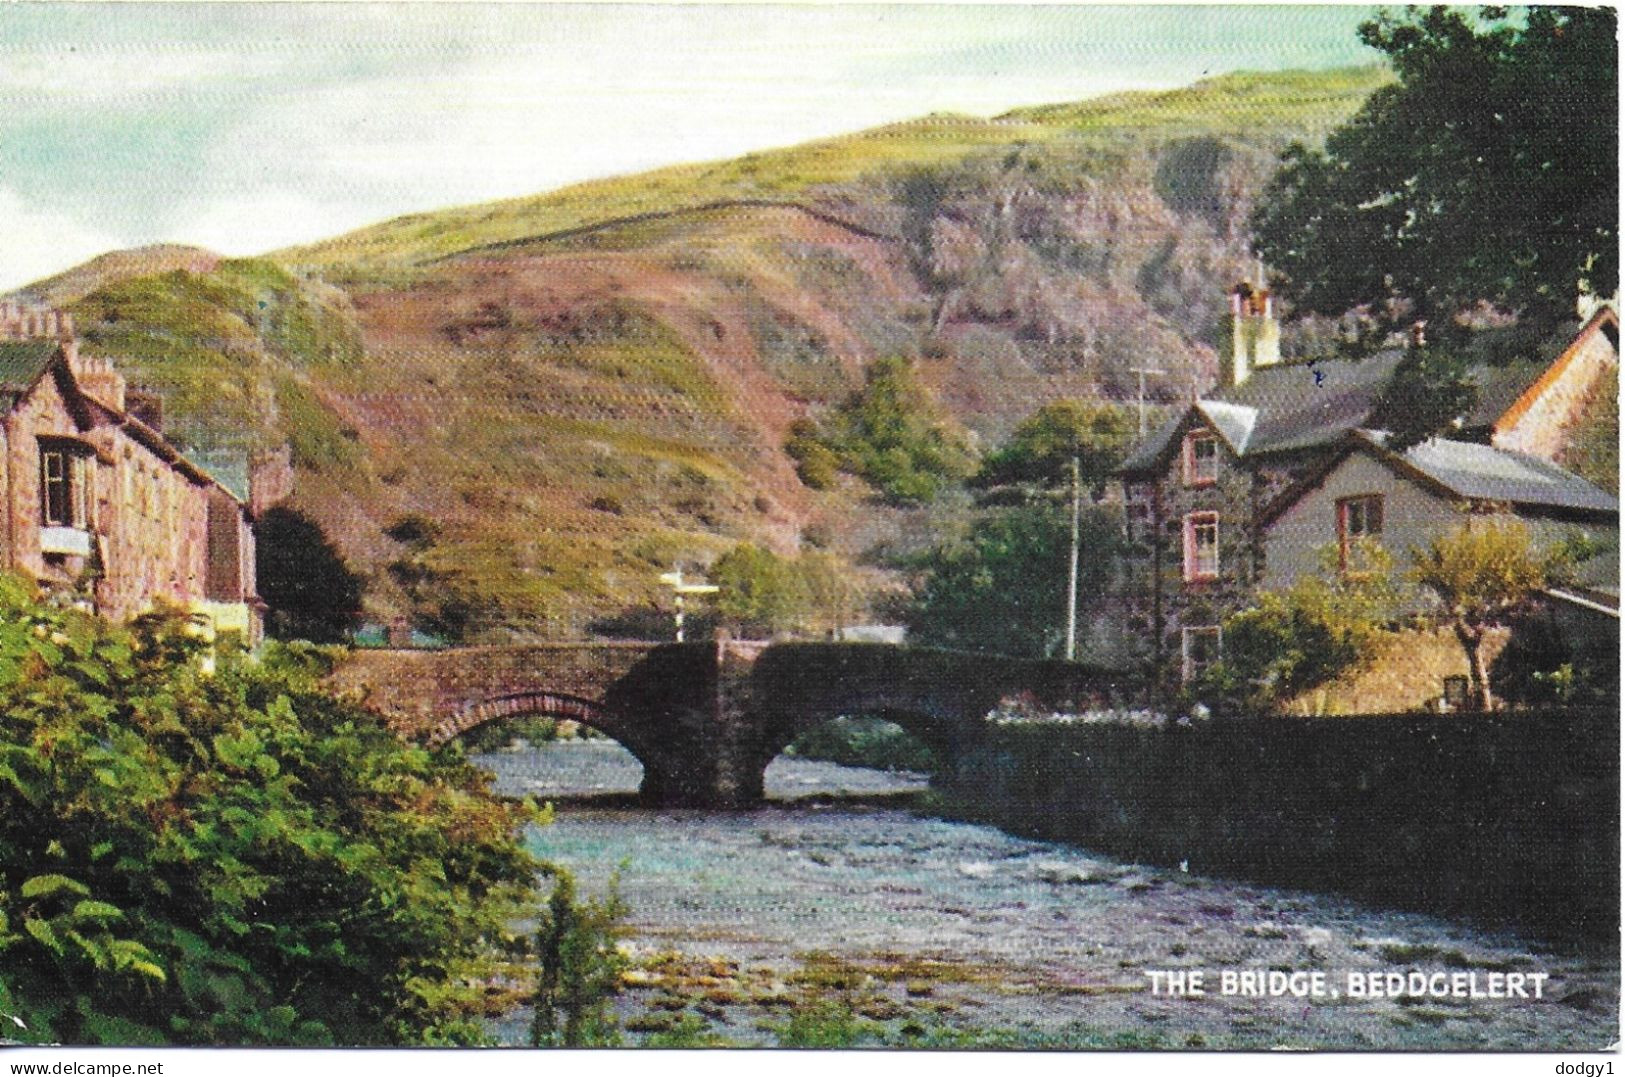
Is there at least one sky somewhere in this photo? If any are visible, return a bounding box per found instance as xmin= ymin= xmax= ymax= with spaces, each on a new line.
xmin=0 ymin=3 xmax=1383 ymax=290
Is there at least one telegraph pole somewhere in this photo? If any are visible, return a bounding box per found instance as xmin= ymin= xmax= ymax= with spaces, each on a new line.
xmin=659 ymin=567 xmax=719 ymax=642
xmin=1065 ymin=455 xmax=1080 ymax=662
xmin=1129 ymin=366 xmax=1167 ymax=437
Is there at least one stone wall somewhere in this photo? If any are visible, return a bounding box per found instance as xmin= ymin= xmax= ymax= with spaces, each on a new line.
xmin=942 ymin=707 xmax=1619 ymax=945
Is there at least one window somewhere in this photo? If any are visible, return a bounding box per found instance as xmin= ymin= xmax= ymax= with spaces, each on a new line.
xmin=39 ymin=441 xmax=95 ymax=530
xmin=40 ymin=449 xmax=69 ymax=526
xmin=1183 ymin=511 xmax=1220 ymax=581
xmin=1182 ymin=626 xmax=1222 ymax=682
xmin=1184 ymin=433 xmax=1219 ymax=486
xmin=1337 ymin=494 xmax=1384 ymax=571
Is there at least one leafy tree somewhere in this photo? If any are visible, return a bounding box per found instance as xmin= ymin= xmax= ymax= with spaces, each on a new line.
xmin=0 ymin=579 xmax=561 ymax=1044
xmin=1369 ymin=342 xmax=1478 ymax=451
xmin=1254 ymin=6 xmax=1618 ymax=331
xmin=1410 ymin=518 xmax=1555 ymax=710
xmin=711 ymin=544 xmax=811 ymax=639
xmin=256 ymin=507 xmax=364 ymax=643
xmin=791 ymin=358 xmax=976 ymax=505
xmin=796 ymin=550 xmax=858 ymax=640
xmin=903 ymin=503 xmax=1120 ymax=659
xmin=973 ymin=400 xmax=1134 ymax=496
xmin=1194 ymin=542 xmax=1396 ymax=711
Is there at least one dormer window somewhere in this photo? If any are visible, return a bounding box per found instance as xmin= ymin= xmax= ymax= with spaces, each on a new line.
xmin=1184 ymin=432 xmax=1219 ymax=486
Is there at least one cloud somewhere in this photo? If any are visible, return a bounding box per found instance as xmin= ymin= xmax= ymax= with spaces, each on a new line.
xmin=187 ymin=8 xmax=1163 ymax=245
xmin=169 ymin=188 xmax=381 ymax=258
xmin=0 ymin=187 xmax=125 ymax=293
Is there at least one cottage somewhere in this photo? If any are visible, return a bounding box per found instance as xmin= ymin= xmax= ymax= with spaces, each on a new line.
xmin=1116 ymin=280 xmax=1619 ymax=686
xmin=1259 ymin=431 xmax=1618 ymax=599
xmin=0 ymin=303 xmax=265 ymax=643
xmin=1117 ymin=280 xmax=1408 ymax=682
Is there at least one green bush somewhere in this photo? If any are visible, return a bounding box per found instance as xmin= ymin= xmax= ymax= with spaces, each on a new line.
xmin=785 ymin=717 xmax=936 ymax=772
xmin=785 ymin=419 xmax=839 ymax=490
xmin=0 ymin=577 xmax=544 ymax=1045
xmin=794 ymin=357 xmax=975 ymax=506
xmin=530 ymin=867 xmax=627 ymax=1047
xmin=1194 ymin=542 xmax=1394 ymax=711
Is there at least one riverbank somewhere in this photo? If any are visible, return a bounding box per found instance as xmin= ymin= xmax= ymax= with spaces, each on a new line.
xmin=475 ymin=742 xmax=1619 ymax=1049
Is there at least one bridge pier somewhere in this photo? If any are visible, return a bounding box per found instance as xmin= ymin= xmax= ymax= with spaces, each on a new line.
xmin=637 ymin=751 xmax=764 ymax=809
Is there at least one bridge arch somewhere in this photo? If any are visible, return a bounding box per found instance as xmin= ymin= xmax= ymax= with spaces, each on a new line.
xmin=437 ymin=689 xmax=680 ymax=801
xmin=774 ymin=711 xmax=940 ymax=776
xmin=433 ymin=690 xmax=613 ymax=747
xmin=752 ymin=691 xmax=989 ymax=782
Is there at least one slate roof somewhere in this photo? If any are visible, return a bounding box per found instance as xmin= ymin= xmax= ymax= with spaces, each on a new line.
xmin=184 ymin=448 xmax=253 ymax=502
xmin=1463 ymin=359 xmax=1546 ymax=430
xmin=1358 ymin=431 xmax=1619 ymax=516
xmin=1118 ymin=349 xmax=1406 ymax=473
xmin=0 ymin=339 xmax=60 ymax=396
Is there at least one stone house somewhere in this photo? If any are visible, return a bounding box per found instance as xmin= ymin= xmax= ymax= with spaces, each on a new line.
xmin=0 ymin=304 xmax=265 ymax=643
xmin=1115 ymin=283 xmax=1619 ymax=687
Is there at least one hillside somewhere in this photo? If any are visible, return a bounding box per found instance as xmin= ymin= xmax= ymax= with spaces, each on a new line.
xmin=37 ymin=67 xmax=1396 ymax=639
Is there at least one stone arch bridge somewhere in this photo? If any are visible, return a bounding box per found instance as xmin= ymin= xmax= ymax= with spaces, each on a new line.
xmin=329 ymin=641 xmax=1140 ymax=807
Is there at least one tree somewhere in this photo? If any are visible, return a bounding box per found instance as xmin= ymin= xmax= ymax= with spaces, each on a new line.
xmin=0 ymin=583 xmax=548 ymax=1045
xmin=255 ymin=507 xmax=364 ymax=643
xmin=791 ymin=357 xmax=976 ymax=505
xmin=1254 ymin=7 xmax=1618 ymax=332
xmin=973 ymin=400 xmax=1134 ymax=497
xmin=903 ymin=502 xmax=1120 ymax=659
xmin=1410 ymin=518 xmax=1552 ymax=710
xmin=1196 ymin=542 xmax=1396 ymax=711
xmin=797 ymin=551 xmax=857 ymax=640
xmin=711 ymin=544 xmax=811 ymax=639
xmin=1369 ymin=342 xmax=1478 ymax=451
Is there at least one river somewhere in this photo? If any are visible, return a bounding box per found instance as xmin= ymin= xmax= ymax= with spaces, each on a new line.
xmin=473 ymin=740 xmax=1617 ymax=1049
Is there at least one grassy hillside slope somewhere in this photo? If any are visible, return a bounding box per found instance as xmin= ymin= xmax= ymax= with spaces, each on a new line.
xmin=43 ymin=67 xmax=1395 ymax=639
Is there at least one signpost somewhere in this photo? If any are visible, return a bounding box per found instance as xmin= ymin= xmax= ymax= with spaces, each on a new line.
xmin=659 ymin=568 xmax=719 ymax=642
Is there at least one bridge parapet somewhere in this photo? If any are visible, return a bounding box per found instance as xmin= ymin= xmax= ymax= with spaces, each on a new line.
xmin=328 ymin=642 xmax=667 ymax=740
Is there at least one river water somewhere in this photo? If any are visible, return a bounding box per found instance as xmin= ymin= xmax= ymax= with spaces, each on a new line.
xmin=473 ymin=740 xmax=1617 ymax=1049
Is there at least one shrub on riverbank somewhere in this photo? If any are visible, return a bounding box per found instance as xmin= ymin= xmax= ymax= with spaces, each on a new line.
xmin=784 ymin=716 xmax=936 ymax=772
xmin=0 ymin=579 xmax=544 ymax=1045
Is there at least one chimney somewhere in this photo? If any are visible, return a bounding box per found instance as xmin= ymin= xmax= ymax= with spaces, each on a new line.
xmin=1227 ymin=276 xmax=1281 ymax=387
xmin=72 ymin=353 xmax=127 ymax=413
